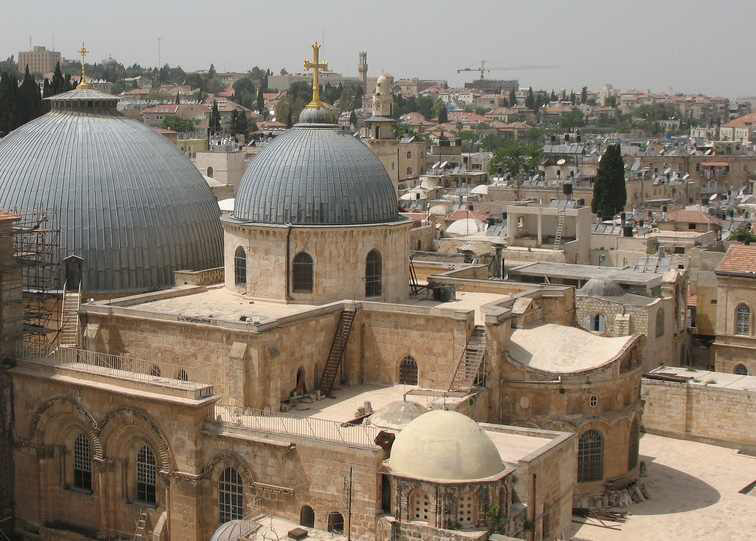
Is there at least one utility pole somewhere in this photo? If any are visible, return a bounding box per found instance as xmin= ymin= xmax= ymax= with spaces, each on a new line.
xmin=157 ymin=36 xmax=163 ymax=68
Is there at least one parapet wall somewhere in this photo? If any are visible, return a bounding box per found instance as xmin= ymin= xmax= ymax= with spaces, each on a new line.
xmin=641 ymin=372 xmax=756 ymax=450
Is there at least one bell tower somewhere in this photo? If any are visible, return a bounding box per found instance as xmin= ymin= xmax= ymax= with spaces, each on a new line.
xmin=358 ymin=51 xmax=368 ymax=90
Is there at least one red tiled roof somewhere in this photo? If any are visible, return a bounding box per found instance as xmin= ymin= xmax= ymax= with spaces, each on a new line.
xmin=142 ymin=105 xmax=179 ymax=114
xmin=724 ymin=113 xmax=756 ymax=129
xmin=716 ymin=243 xmax=756 ymax=277
xmin=667 ymin=209 xmax=722 ymax=226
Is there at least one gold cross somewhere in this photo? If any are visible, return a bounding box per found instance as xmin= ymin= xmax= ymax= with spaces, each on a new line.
xmin=303 ymin=42 xmax=328 ymax=108
xmin=78 ymin=42 xmax=90 ymax=89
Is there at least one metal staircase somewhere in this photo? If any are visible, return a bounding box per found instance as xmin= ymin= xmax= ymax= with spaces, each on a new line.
xmin=132 ymin=509 xmax=148 ymax=540
xmin=449 ymin=326 xmax=487 ymax=391
xmin=59 ymin=281 xmax=81 ymax=348
xmin=553 ymin=209 xmax=566 ymax=249
xmin=318 ymin=308 xmax=357 ymax=397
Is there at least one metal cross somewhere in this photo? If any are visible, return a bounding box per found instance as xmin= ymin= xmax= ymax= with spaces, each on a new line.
xmin=303 ymin=42 xmax=328 ymax=108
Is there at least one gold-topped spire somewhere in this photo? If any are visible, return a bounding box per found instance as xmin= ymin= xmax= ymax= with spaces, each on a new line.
xmin=78 ymin=43 xmax=91 ymax=89
xmin=303 ymin=42 xmax=328 ymax=109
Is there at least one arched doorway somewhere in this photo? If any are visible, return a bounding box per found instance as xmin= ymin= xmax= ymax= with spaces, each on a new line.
xmin=399 ymin=356 xmax=418 ymax=385
xmin=327 ymin=512 xmax=344 ymax=534
xmin=300 ymin=505 xmax=315 ymax=528
xmin=295 ymin=367 xmax=307 ymax=395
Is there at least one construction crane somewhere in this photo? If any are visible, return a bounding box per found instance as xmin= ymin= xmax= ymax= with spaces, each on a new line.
xmin=457 ymin=60 xmax=559 ymax=80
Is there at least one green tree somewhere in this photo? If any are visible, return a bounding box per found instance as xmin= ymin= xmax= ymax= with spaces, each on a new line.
xmin=433 ymin=99 xmax=448 ymax=122
xmin=509 ymin=88 xmax=516 ymax=107
xmin=209 ymin=100 xmax=221 ymax=135
xmin=550 ymin=90 xmax=557 ymax=102
xmin=256 ymin=89 xmax=267 ymax=118
xmin=51 ymin=62 xmax=67 ymax=95
xmin=488 ymin=141 xmax=541 ymax=178
xmin=16 ymin=66 xmax=44 ymax=128
xmin=208 ymin=64 xmax=217 ymax=79
xmin=349 ymin=110 xmax=357 ymax=127
xmin=580 ymin=86 xmax=588 ymax=104
xmin=592 ymin=144 xmax=626 ymax=219
xmin=0 ymin=71 xmax=18 ymax=134
xmin=232 ymin=76 xmax=257 ymax=110
xmin=275 ymin=98 xmax=290 ymax=126
xmin=525 ymin=87 xmax=535 ymax=110
xmin=161 ymin=115 xmax=197 ymax=133
xmin=560 ymin=111 xmax=585 ymax=130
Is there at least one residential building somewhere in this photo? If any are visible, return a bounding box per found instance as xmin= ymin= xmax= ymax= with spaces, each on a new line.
xmin=17 ymin=45 xmax=61 ymax=75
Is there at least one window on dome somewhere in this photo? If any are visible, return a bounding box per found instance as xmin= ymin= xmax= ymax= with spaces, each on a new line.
xmin=293 ymin=252 xmax=314 ymax=293
xmin=365 ymin=250 xmax=382 ymax=297
xmin=234 ymin=247 xmax=246 ymax=287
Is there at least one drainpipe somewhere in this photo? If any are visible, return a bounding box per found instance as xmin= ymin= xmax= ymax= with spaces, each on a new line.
xmin=285 ymin=225 xmax=292 ymax=301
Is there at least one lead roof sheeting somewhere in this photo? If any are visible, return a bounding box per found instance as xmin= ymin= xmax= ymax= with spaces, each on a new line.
xmin=234 ymin=126 xmax=399 ymax=225
xmin=0 ymin=111 xmax=223 ymax=293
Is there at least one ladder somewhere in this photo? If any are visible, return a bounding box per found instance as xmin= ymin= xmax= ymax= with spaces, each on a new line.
xmin=409 ymin=256 xmax=421 ymax=296
xmin=132 ymin=509 xmax=148 ymax=540
xmin=59 ymin=282 xmax=81 ymax=348
xmin=318 ymin=308 xmax=357 ymax=397
xmin=553 ymin=209 xmax=566 ymax=249
xmin=449 ymin=326 xmax=487 ymax=392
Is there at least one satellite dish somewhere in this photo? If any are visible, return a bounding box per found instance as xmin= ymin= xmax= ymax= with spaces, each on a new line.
xmin=556 ymin=158 xmax=566 ymax=165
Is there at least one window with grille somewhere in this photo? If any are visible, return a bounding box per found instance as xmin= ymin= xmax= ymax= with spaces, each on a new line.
xmin=734 ymin=364 xmax=748 ymax=375
xmin=73 ymin=433 xmax=92 ymax=491
xmin=234 ymin=247 xmax=247 ymax=287
xmin=628 ymin=419 xmax=640 ymax=470
xmin=137 ymin=445 xmax=157 ymax=505
xmin=292 ymin=252 xmax=314 ymax=293
xmin=177 ymin=369 xmax=189 ymax=382
xmin=577 ymin=430 xmax=604 ymax=483
xmin=150 ymin=365 xmax=161 ymax=377
xmin=219 ymin=467 xmax=244 ymax=524
xmin=735 ymin=304 xmax=751 ymax=336
xmin=399 ymin=357 xmax=418 ymax=385
xmin=410 ymin=490 xmax=431 ymax=522
xmin=456 ymin=492 xmax=475 ymax=527
xmin=365 ymin=250 xmax=382 ymax=297
xmin=327 ymin=512 xmax=344 ymax=534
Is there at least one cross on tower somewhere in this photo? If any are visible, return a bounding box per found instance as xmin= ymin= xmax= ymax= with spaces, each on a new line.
xmin=78 ymin=42 xmax=90 ymax=88
xmin=303 ymin=42 xmax=328 ymax=109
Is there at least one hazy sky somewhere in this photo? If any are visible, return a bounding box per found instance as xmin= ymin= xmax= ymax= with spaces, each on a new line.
xmin=2 ymin=0 xmax=755 ymax=97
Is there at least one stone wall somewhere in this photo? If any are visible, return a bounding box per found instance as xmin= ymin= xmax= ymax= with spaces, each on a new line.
xmin=408 ymin=224 xmax=435 ymax=252
xmin=174 ymin=267 xmax=224 ymax=286
xmin=642 ymin=371 xmax=756 ymax=449
xmin=713 ymin=274 xmax=756 ymax=374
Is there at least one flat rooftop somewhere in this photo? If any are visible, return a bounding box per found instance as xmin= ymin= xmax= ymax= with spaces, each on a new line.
xmin=509 ymin=261 xmax=663 ymax=286
xmin=406 ymin=291 xmax=510 ymax=324
xmin=571 ymin=433 xmax=756 ymax=541
xmin=646 ymin=366 xmax=756 ymax=392
xmin=509 ymin=323 xmax=634 ymax=373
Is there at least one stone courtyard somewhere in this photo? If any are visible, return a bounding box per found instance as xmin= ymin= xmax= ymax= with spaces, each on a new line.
xmin=570 ymin=434 xmax=756 ymax=541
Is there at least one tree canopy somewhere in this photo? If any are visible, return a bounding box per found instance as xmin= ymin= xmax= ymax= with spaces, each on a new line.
xmin=488 ymin=140 xmax=542 ymax=179
xmin=592 ymin=144 xmax=626 ymax=219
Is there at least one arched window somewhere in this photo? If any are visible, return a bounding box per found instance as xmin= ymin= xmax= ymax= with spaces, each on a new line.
xmin=219 ymin=467 xmax=244 ymax=524
xmin=577 ymin=430 xmax=604 ymax=483
xmin=735 ymin=304 xmax=751 ymax=336
xmin=327 ymin=512 xmax=344 ymax=534
xmin=734 ymin=364 xmax=749 ymax=375
xmin=365 ymin=250 xmax=382 ymax=297
xmin=234 ymin=247 xmax=247 ymax=287
xmin=292 ymin=252 xmax=313 ymax=293
xmin=628 ymin=419 xmax=640 ymax=470
xmin=399 ymin=356 xmax=418 ymax=385
xmin=136 ymin=445 xmax=157 ymax=505
xmin=381 ymin=475 xmax=391 ymax=514
xmin=300 ymin=505 xmax=315 ymax=528
xmin=584 ymin=314 xmax=606 ymax=332
xmin=207 ymin=166 xmax=214 ymax=178
xmin=177 ymin=369 xmax=189 ymax=382
xmin=409 ymin=488 xmax=431 ymax=522
xmin=656 ymin=308 xmax=665 ymax=337
xmin=73 ymin=433 xmax=92 ymax=491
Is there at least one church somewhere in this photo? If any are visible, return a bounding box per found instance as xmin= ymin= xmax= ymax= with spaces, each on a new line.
xmin=2 ymin=45 xmax=644 ymax=541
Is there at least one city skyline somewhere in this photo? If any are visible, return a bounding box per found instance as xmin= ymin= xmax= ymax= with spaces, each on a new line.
xmin=1 ymin=0 xmax=755 ymax=97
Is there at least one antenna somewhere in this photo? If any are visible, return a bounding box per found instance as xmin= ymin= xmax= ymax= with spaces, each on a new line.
xmin=157 ymin=36 xmax=163 ymax=68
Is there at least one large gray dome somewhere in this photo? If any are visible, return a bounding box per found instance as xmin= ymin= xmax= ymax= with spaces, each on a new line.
xmin=233 ymin=122 xmax=398 ymax=225
xmin=0 ymin=89 xmax=223 ymax=294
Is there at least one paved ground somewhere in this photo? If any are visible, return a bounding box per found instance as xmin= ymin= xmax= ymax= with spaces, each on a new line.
xmin=570 ymin=434 xmax=756 ymax=540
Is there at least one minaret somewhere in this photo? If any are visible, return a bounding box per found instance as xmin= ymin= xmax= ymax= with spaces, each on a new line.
xmin=372 ymin=73 xmax=394 ymax=119
xmin=358 ymin=51 xmax=368 ymax=90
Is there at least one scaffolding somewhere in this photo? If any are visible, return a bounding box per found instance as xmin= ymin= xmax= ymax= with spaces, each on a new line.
xmin=12 ymin=210 xmax=61 ymax=357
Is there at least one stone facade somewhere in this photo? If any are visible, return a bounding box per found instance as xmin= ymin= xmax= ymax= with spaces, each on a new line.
xmin=223 ymin=220 xmax=412 ymax=305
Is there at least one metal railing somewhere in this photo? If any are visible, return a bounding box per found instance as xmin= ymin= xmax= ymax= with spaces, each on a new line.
xmin=20 ymin=346 xmax=214 ymax=399
xmin=209 ymin=404 xmax=381 ymax=450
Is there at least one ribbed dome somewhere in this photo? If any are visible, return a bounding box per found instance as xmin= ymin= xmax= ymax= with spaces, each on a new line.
xmin=389 ymin=410 xmax=505 ymax=481
xmin=578 ymin=278 xmax=625 ymax=297
xmin=233 ymin=124 xmax=398 ymax=225
xmin=0 ymin=90 xmax=223 ymax=294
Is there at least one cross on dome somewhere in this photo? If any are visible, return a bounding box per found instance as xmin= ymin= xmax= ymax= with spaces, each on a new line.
xmin=78 ymin=42 xmax=91 ymax=89
xmin=303 ymin=42 xmax=328 ymax=109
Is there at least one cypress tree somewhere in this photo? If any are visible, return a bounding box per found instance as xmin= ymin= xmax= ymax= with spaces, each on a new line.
xmin=509 ymin=87 xmax=516 ymax=107
xmin=591 ymin=144 xmax=626 ymax=219
xmin=51 ymin=62 xmax=66 ymax=95
xmin=256 ymin=90 xmax=265 ymax=116
xmin=525 ymin=87 xmax=535 ymax=110
xmin=0 ymin=71 xmax=19 ymax=135
xmin=16 ymin=66 xmax=43 ymax=128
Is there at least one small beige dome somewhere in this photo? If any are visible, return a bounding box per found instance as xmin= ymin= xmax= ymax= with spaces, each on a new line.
xmin=389 ymin=410 xmax=505 ymax=481
xmin=368 ymin=400 xmax=427 ymax=430
xmin=578 ymin=278 xmax=624 ymax=297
